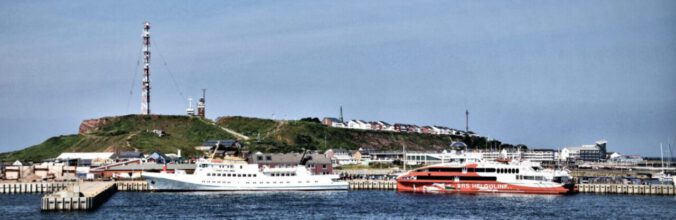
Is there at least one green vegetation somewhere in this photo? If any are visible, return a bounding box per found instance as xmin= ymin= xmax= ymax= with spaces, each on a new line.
xmin=1 ymin=114 xmax=527 ymax=162
xmin=0 ymin=135 xmax=84 ymax=163
xmin=216 ymin=116 xmax=519 ymax=153
xmin=0 ymin=115 xmax=235 ymax=162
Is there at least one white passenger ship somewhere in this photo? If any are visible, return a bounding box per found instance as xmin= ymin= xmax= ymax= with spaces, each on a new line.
xmin=143 ymin=156 xmax=348 ymax=191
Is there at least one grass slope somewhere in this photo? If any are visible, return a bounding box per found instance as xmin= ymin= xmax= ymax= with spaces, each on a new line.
xmin=0 ymin=115 xmax=235 ymax=162
xmin=217 ymin=116 xmax=476 ymax=153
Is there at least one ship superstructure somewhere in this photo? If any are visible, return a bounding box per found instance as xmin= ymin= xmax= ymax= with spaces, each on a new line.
xmin=143 ymin=156 xmax=348 ymax=191
xmin=397 ymin=157 xmax=575 ymax=194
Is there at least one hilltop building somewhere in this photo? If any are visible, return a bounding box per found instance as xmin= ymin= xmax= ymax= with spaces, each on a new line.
xmin=322 ymin=117 xmax=346 ymax=128
xmin=347 ymin=120 xmax=371 ymax=130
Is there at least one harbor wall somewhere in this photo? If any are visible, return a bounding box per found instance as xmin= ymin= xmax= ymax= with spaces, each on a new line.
xmin=576 ymin=184 xmax=675 ymax=195
xmin=0 ymin=182 xmax=72 ymax=194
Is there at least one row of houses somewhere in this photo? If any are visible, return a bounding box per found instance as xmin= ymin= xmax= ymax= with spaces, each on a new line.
xmin=322 ymin=117 xmax=469 ymax=136
xmin=54 ymin=151 xmax=181 ymax=167
xmin=324 ymin=140 xmax=614 ymax=166
xmin=327 ymin=148 xmax=560 ymax=166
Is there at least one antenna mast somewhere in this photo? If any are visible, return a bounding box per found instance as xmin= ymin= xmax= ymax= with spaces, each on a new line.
xmin=197 ymin=89 xmax=206 ymax=118
xmin=141 ymin=21 xmax=151 ymax=115
xmin=465 ymin=109 xmax=469 ymax=132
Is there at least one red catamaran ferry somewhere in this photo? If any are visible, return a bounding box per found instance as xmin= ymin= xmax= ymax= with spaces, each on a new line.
xmin=397 ymin=158 xmax=575 ymax=194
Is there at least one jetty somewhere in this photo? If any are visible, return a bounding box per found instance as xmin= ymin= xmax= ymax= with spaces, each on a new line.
xmin=41 ymin=182 xmax=117 ymax=211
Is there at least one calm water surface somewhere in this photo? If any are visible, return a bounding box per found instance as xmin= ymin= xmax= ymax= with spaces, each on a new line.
xmin=1 ymin=191 xmax=675 ymax=219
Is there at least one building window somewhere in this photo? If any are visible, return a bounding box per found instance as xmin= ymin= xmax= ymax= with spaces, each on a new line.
xmin=266 ymin=156 xmax=272 ymax=161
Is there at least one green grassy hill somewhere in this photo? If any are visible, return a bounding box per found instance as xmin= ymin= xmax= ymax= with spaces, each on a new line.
xmin=1 ymin=115 xmax=523 ymax=162
xmin=216 ymin=116 xmax=498 ymax=153
xmin=0 ymin=115 xmax=235 ymax=162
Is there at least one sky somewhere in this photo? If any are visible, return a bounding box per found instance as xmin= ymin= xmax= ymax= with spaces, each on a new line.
xmin=0 ymin=1 xmax=675 ymax=156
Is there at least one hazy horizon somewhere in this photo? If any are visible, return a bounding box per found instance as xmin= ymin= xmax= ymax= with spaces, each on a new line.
xmin=1 ymin=1 xmax=675 ymax=156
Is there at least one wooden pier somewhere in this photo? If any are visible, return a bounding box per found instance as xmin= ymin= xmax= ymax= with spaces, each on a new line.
xmin=576 ymin=184 xmax=675 ymax=195
xmin=348 ymin=181 xmax=397 ymax=190
xmin=0 ymin=182 xmax=72 ymax=194
xmin=41 ymin=182 xmax=117 ymax=211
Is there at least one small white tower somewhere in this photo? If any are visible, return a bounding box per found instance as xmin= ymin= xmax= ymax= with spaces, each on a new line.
xmin=186 ymin=97 xmax=194 ymax=116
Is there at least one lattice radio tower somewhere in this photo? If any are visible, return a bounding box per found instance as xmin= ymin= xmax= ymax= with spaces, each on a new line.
xmin=141 ymin=22 xmax=151 ymax=115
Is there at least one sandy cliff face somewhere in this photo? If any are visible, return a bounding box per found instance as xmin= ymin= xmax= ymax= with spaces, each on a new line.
xmin=79 ymin=118 xmax=112 ymax=135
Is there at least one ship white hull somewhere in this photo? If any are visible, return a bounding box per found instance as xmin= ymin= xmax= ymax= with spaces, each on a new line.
xmin=143 ymin=172 xmax=349 ymax=191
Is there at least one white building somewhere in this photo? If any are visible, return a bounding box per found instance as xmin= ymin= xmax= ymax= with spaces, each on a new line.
xmin=405 ymin=151 xmax=483 ymax=165
xmin=379 ymin=121 xmax=395 ymax=131
xmin=431 ymin=126 xmax=444 ymax=135
xmin=560 ymin=140 xmax=608 ymax=162
xmin=332 ymin=154 xmax=359 ymax=166
xmin=56 ymin=152 xmax=116 ymax=166
xmin=322 ymin=117 xmax=346 ymax=128
xmin=482 ymin=149 xmax=556 ymax=162
xmin=347 ymin=120 xmax=371 ymax=130
xmin=325 ymin=149 xmax=359 ymax=167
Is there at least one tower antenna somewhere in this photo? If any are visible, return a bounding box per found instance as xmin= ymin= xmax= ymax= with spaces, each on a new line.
xmin=339 ymin=106 xmax=344 ymax=122
xmin=465 ymin=109 xmax=469 ymax=132
xmin=197 ymin=89 xmax=206 ymax=118
xmin=141 ymin=21 xmax=151 ymax=115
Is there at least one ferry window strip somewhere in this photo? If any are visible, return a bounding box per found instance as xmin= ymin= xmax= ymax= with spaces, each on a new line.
xmin=415 ymin=176 xmax=498 ymax=181
xmin=424 ymin=167 xmax=504 ymax=173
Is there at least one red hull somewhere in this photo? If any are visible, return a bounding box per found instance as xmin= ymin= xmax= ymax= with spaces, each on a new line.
xmin=397 ymin=180 xmax=572 ymax=194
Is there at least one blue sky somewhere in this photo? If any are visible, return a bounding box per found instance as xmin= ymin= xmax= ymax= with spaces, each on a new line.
xmin=0 ymin=1 xmax=675 ymax=156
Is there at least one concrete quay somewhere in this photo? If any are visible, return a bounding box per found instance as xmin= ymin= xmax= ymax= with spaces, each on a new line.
xmin=0 ymin=182 xmax=72 ymax=194
xmin=41 ymin=182 xmax=117 ymax=211
xmin=576 ymin=184 xmax=675 ymax=195
xmin=348 ymin=180 xmax=397 ymax=190
xmin=115 ymin=180 xmax=150 ymax=191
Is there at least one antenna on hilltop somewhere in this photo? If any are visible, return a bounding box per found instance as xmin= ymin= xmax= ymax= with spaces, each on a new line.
xmin=465 ymin=109 xmax=469 ymax=133
xmin=339 ymin=106 xmax=344 ymax=123
xmin=197 ymin=89 xmax=206 ymax=118
xmin=186 ymin=97 xmax=194 ymax=116
xmin=141 ymin=21 xmax=151 ymax=115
